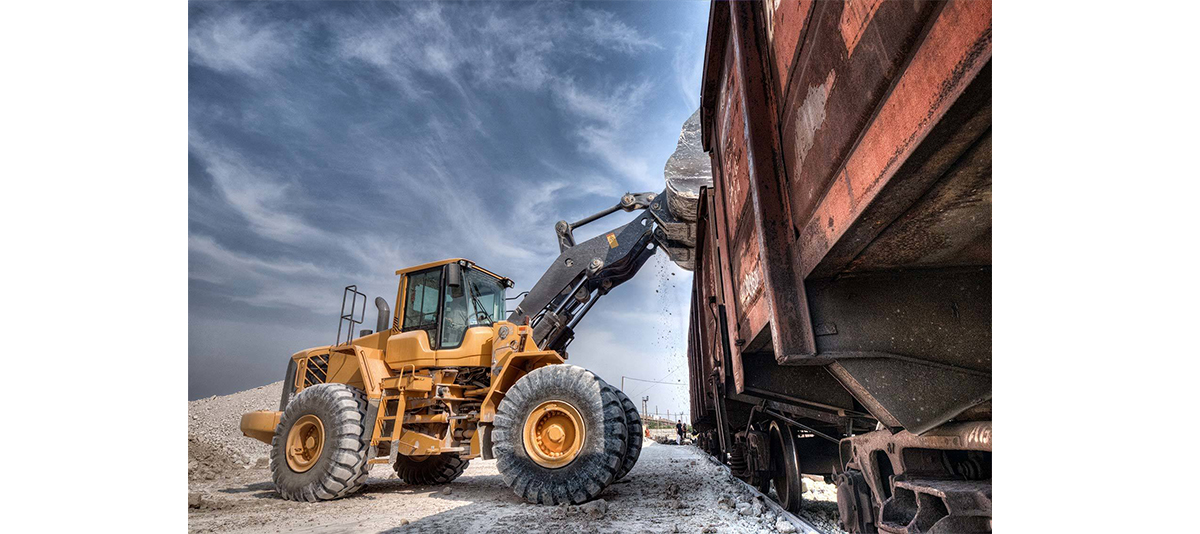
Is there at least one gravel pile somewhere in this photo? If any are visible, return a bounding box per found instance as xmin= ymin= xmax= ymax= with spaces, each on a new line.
xmin=188 ymin=435 xmax=240 ymax=482
xmin=188 ymin=381 xmax=281 ymax=468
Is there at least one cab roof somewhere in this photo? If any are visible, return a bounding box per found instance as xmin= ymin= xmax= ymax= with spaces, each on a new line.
xmin=395 ymin=258 xmax=508 ymax=282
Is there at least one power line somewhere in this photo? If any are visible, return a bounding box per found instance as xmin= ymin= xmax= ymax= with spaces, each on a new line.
xmin=633 ymin=363 xmax=688 ymax=398
xmin=621 ymin=375 xmax=687 ymax=389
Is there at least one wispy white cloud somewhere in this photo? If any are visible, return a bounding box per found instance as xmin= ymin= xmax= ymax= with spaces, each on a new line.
xmin=189 ymin=233 xmax=338 ymax=310
xmin=188 ymin=10 xmax=297 ymax=77
xmin=189 ymin=133 xmax=330 ymax=245
xmin=580 ymin=8 xmax=663 ymax=53
xmin=551 ymin=78 xmax=655 ymax=182
xmin=671 ymin=32 xmax=705 ymax=112
xmin=325 ymin=3 xmax=660 ymax=184
xmin=189 ymin=234 xmax=332 ymax=279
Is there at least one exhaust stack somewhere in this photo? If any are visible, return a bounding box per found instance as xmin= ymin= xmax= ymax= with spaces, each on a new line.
xmin=375 ymin=297 xmax=391 ymax=334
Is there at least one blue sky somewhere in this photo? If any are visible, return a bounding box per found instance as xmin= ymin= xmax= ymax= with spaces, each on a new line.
xmin=188 ymin=1 xmax=709 ymax=417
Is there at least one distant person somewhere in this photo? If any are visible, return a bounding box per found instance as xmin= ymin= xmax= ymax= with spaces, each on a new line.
xmin=676 ymin=420 xmax=684 ymax=445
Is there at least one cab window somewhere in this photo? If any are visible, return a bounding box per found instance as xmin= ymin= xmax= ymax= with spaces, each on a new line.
xmin=402 ymin=268 xmax=442 ymax=340
xmin=466 ymin=269 xmax=506 ymax=324
xmin=441 ymin=280 xmax=469 ymax=348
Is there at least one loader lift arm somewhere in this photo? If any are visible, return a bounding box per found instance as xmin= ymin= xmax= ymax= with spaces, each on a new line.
xmin=507 ymin=189 xmax=688 ymax=353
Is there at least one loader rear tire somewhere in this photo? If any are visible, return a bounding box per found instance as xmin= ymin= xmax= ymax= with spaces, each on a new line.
xmin=611 ymin=387 xmax=642 ymax=481
xmin=270 ymin=383 xmax=371 ymax=502
xmin=393 ymin=454 xmax=470 ymax=485
xmin=493 ymin=364 xmax=627 ymax=505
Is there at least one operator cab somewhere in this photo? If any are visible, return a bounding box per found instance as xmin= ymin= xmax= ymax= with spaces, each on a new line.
xmin=397 ymin=259 xmax=512 ymax=351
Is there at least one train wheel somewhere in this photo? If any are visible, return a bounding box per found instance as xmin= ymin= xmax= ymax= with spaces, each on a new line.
xmin=769 ymin=421 xmax=804 ymax=513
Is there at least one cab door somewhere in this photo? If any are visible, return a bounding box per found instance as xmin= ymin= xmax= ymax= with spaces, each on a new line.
xmin=389 ymin=266 xmax=444 ymax=367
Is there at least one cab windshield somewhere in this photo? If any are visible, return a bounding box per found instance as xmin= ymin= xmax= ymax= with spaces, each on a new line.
xmin=466 ymin=268 xmax=506 ymax=324
xmin=440 ymin=267 xmax=506 ymax=348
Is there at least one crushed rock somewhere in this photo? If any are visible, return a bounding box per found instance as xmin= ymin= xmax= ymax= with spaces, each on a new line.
xmin=188 ymin=435 xmax=241 ymax=482
xmin=188 ymin=381 xmax=281 ymax=471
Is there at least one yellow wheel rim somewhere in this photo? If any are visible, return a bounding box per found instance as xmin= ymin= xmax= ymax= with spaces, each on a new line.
xmin=285 ymin=414 xmax=325 ymax=473
xmin=523 ymin=400 xmax=585 ymax=468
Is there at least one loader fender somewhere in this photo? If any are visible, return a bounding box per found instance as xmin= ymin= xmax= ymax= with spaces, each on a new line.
xmin=480 ymin=349 xmax=565 ymax=423
xmin=240 ymin=410 xmax=282 ymax=444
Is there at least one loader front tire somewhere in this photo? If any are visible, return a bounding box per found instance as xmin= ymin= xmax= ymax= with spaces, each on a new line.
xmin=493 ymin=364 xmax=627 ymax=505
xmin=270 ymin=383 xmax=371 ymax=502
xmin=393 ymin=454 xmax=470 ymax=485
xmin=611 ymin=387 xmax=642 ymax=480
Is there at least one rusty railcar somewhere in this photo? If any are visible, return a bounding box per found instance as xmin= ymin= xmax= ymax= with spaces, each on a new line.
xmin=686 ymin=1 xmax=991 ymax=532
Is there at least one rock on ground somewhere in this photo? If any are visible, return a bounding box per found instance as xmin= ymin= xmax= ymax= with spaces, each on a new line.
xmin=776 ymin=517 xmax=798 ymax=533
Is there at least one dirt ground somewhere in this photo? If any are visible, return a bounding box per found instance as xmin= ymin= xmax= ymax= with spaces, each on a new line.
xmin=189 ymin=385 xmax=845 ymax=534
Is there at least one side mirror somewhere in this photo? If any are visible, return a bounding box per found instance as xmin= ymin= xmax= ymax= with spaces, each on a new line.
xmin=446 ymin=262 xmax=463 ymax=297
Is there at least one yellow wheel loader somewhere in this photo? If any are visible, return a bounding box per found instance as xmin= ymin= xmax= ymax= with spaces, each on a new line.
xmin=239 ymin=191 xmax=696 ymax=504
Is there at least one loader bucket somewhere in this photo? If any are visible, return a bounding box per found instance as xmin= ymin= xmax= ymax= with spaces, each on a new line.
xmin=659 ymin=108 xmax=712 ymax=271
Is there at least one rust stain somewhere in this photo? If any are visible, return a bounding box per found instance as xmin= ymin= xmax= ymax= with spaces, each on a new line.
xmin=738 ymin=264 xmax=763 ymax=311
xmin=793 ymin=69 xmax=836 ymax=198
xmin=840 ymin=0 xmax=883 ymax=57
xmin=719 ymin=56 xmax=750 ymax=228
xmin=719 ymin=43 xmax=736 ymax=145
